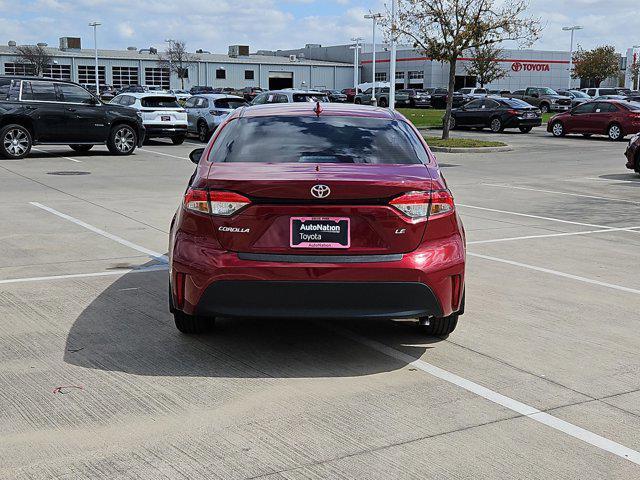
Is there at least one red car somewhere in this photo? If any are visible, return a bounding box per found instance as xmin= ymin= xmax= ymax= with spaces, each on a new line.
xmin=548 ymin=100 xmax=640 ymax=140
xmin=341 ymin=88 xmax=357 ymax=102
xmin=169 ymin=103 xmax=466 ymax=336
xmin=625 ymin=133 xmax=640 ymax=173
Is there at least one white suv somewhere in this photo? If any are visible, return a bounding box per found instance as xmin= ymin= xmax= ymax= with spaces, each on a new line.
xmin=110 ymin=92 xmax=187 ymax=144
xmin=458 ymin=87 xmax=488 ymax=99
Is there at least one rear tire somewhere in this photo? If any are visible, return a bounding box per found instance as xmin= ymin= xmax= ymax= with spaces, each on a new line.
xmin=173 ymin=310 xmax=214 ymax=334
xmin=0 ymin=124 xmax=32 ymax=159
xmin=540 ymin=103 xmax=550 ymax=114
xmin=607 ymin=123 xmax=624 ymax=141
xmin=107 ymin=124 xmax=137 ymax=155
xmin=171 ymin=135 xmax=185 ymax=145
xmin=197 ymin=121 xmax=210 ymax=143
xmin=69 ymin=144 xmax=93 ymax=152
xmin=418 ymin=314 xmax=459 ymax=336
xmin=519 ymin=126 xmax=532 ymax=133
xmin=378 ymin=97 xmax=388 ymax=108
xmin=490 ymin=117 xmax=503 ymax=132
xmin=551 ymin=121 xmax=565 ymax=137
xmin=354 ymin=98 xmax=362 ymax=104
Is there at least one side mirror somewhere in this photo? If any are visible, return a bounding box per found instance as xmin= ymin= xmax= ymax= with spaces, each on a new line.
xmin=189 ymin=148 xmax=205 ymax=165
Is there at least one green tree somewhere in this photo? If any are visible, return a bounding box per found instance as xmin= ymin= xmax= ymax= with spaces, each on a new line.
xmin=571 ymin=45 xmax=619 ymax=87
xmin=390 ymin=0 xmax=541 ymax=139
xmin=464 ymin=45 xmax=508 ymax=87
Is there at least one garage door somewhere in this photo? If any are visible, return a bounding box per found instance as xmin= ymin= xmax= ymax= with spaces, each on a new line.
xmin=269 ymin=72 xmax=294 ymax=90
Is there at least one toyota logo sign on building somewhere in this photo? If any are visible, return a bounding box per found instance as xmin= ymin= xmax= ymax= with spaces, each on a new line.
xmin=511 ymin=61 xmax=550 ymax=72
xmin=511 ymin=62 xmax=523 ymax=72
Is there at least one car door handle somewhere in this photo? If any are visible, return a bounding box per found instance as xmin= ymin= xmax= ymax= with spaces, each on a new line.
xmin=66 ymin=107 xmax=77 ymax=112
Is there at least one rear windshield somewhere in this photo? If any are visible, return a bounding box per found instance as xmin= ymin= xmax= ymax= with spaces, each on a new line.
xmin=499 ymin=98 xmax=532 ymax=108
xmin=292 ymin=93 xmax=329 ymax=102
xmin=208 ymin=116 xmax=428 ymax=164
xmin=141 ymin=96 xmax=180 ymax=108
xmin=623 ymin=102 xmax=640 ymax=111
xmin=599 ymin=89 xmax=617 ymax=95
xmin=214 ymin=98 xmax=247 ymax=109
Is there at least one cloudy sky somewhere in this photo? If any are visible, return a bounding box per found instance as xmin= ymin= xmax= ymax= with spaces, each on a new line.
xmin=3 ymin=0 xmax=635 ymax=54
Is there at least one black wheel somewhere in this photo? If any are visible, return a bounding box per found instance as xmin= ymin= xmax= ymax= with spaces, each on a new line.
xmin=418 ymin=314 xmax=459 ymax=336
xmin=0 ymin=124 xmax=32 ymax=159
xmin=490 ymin=117 xmax=503 ymax=132
xmin=69 ymin=144 xmax=93 ymax=152
xmin=171 ymin=135 xmax=185 ymax=145
xmin=519 ymin=126 xmax=532 ymax=133
xmin=448 ymin=116 xmax=456 ymax=130
xmin=607 ymin=123 xmax=624 ymax=141
xmin=173 ymin=310 xmax=214 ymax=334
xmin=551 ymin=121 xmax=565 ymax=137
xmin=378 ymin=97 xmax=388 ymax=108
xmin=107 ymin=124 xmax=137 ymax=155
xmin=540 ymin=103 xmax=550 ymax=114
xmin=354 ymin=98 xmax=362 ymax=104
xmin=197 ymin=121 xmax=210 ymax=143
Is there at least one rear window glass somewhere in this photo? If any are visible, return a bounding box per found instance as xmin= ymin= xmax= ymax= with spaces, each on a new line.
xmin=623 ymin=102 xmax=640 ymax=111
xmin=22 ymin=81 xmax=57 ymax=101
xmin=292 ymin=93 xmax=329 ymax=102
xmin=214 ymin=98 xmax=247 ymax=109
xmin=208 ymin=116 xmax=428 ymax=165
xmin=599 ymin=89 xmax=617 ymax=95
xmin=141 ymin=96 xmax=180 ymax=108
xmin=499 ymin=98 xmax=531 ymax=108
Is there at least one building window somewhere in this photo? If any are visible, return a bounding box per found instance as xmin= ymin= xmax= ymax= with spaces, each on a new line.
xmin=374 ymin=72 xmax=387 ymax=81
xmin=408 ymin=71 xmax=424 ymax=80
xmin=144 ymin=67 xmax=170 ymax=89
xmin=395 ymin=71 xmax=405 ymax=80
xmin=44 ymin=64 xmax=71 ymax=80
xmin=245 ymin=70 xmax=254 ymax=80
xmin=216 ymin=68 xmax=226 ymax=79
xmin=78 ymin=65 xmax=106 ymax=86
xmin=112 ymin=66 xmax=139 ymax=88
xmin=4 ymin=63 xmax=35 ymax=76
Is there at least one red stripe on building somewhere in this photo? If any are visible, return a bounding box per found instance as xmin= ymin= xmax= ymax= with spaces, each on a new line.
xmin=361 ymin=57 xmax=569 ymax=65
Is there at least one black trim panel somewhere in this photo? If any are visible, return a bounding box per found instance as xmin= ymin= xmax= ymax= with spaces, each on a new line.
xmin=237 ymin=253 xmax=403 ymax=263
xmin=196 ymin=280 xmax=443 ymax=319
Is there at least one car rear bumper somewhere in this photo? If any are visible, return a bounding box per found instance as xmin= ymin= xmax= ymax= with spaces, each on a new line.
xmin=504 ymin=116 xmax=542 ymax=128
xmin=171 ymin=234 xmax=465 ymax=319
xmin=144 ymin=124 xmax=188 ymax=137
xmin=550 ymin=104 xmax=571 ymax=111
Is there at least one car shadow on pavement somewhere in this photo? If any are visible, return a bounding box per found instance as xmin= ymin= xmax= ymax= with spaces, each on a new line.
xmin=63 ymin=263 xmax=443 ymax=378
xmin=596 ymin=173 xmax=640 ymax=183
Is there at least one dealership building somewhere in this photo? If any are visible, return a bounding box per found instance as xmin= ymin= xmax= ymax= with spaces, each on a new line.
xmin=0 ymin=37 xmax=630 ymax=92
xmin=276 ymin=43 xmax=626 ymax=91
xmin=0 ymin=38 xmax=353 ymax=91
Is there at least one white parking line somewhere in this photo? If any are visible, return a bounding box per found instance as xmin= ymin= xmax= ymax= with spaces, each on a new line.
xmin=458 ymin=203 xmax=640 ymax=232
xmin=334 ymin=325 xmax=640 ymax=466
xmin=29 ymin=202 xmax=168 ymax=263
xmin=32 ymin=147 xmax=82 ymax=163
xmin=468 ymin=252 xmax=640 ymax=295
xmin=0 ymin=264 xmax=168 ymax=285
xmin=138 ymin=148 xmax=189 ymax=160
xmin=584 ymin=177 xmax=640 ymax=184
xmin=482 ymin=183 xmax=640 ymax=206
xmin=468 ymin=225 xmax=640 ymax=245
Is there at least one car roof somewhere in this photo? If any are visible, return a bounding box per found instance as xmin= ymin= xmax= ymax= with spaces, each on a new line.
xmin=193 ymin=94 xmax=245 ymax=100
xmin=0 ymin=75 xmax=79 ymax=86
xmin=235 ymin=102 xmax=400 ymax=120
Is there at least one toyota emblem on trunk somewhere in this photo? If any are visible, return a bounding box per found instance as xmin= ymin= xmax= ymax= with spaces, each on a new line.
xmin=311 ymin=184 xmax=331 ymax=198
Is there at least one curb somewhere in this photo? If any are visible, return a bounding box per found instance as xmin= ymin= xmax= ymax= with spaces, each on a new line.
xmin=428 ymin=145 xmax=513 ymax=153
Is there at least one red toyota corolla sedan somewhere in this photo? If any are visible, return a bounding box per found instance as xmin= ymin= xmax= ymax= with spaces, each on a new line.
xmin=168 ymin=103 xmax=466 ymax=336
xmin=548 ymin=100 xmax=640 ymax=140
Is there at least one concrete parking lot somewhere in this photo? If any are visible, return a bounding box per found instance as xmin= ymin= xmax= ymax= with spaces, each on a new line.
xmin=1 ymin=129 xmax=639 ymax=479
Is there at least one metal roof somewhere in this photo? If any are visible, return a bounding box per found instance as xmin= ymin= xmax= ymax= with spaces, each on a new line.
xmin=0 ymin=45 xmax=351 ymax=67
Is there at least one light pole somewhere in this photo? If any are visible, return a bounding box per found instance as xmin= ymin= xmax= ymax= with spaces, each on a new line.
xmin=364 ymin=12 xmax=382 ymax=105
xmin=388 ymin=0 xmax=397 ymax=109
xmin=350 ymin=37 xmax=363 ymax=94
xmin=563 ymin=26 xmax=583 ymax=89
xmin=89 ymin=22 xmax=101 ymax=96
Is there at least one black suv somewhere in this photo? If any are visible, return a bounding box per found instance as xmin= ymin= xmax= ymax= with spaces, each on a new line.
xmin=0 ymin=76 xmax=145 ymax=159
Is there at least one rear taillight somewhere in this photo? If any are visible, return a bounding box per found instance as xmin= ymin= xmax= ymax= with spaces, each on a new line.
xmin=507 ymin=109 xmax=518 ymax=115
xmin=389 ymin=190 xmax=454 ymax=219
xmin=183 ymin=189 xmax=250 ymax=216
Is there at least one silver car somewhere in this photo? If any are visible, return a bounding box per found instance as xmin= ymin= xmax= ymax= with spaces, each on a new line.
xmin=250 ymin=89 xmax=330 ymax=105
xmin=184 ymin=94 xmax=247 ymax=142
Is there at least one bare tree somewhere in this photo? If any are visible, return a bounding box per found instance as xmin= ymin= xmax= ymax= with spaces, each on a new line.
xmin=15 ymin=44 xmax=52 ymax=77
xmin=389 ymin=0 xmax=541 ymax=139
xmin=464 ymin=44 xmax=507 ymax=88
xmin=571 ymin=45 xmax=619 ymax=88
xmin=158 ymin=40 xmax=200 ymax=89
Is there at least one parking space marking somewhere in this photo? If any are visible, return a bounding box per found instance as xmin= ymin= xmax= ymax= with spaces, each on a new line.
xmin=468 ymin=252 xmax=640 ymax=296
xmin=32 ymin=147 xmax=82 ymax=163
xmin=458 ymin=203 xmax=639 ymax=231
xmin=482 ymin=183 xmax=640 ymax=206
xmin=138 ymin=148 xmax=189 ymax=160
xmin=0 ymin=264 xmax=168 ymax=285
xmin=468 ymin=225 xmax=640 ymax=245
xmin=29 ymin=202 xmax=169 ymax=263
xmin=334 ymin=325 xmax=640 ymax=466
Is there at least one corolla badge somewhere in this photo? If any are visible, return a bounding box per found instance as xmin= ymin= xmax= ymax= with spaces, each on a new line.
xmin=311 ymin=184 xmax=331 ymax=198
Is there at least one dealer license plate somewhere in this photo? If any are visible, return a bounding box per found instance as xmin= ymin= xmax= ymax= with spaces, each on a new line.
xmin=290 ymin=217 xmax=350 ymax=249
